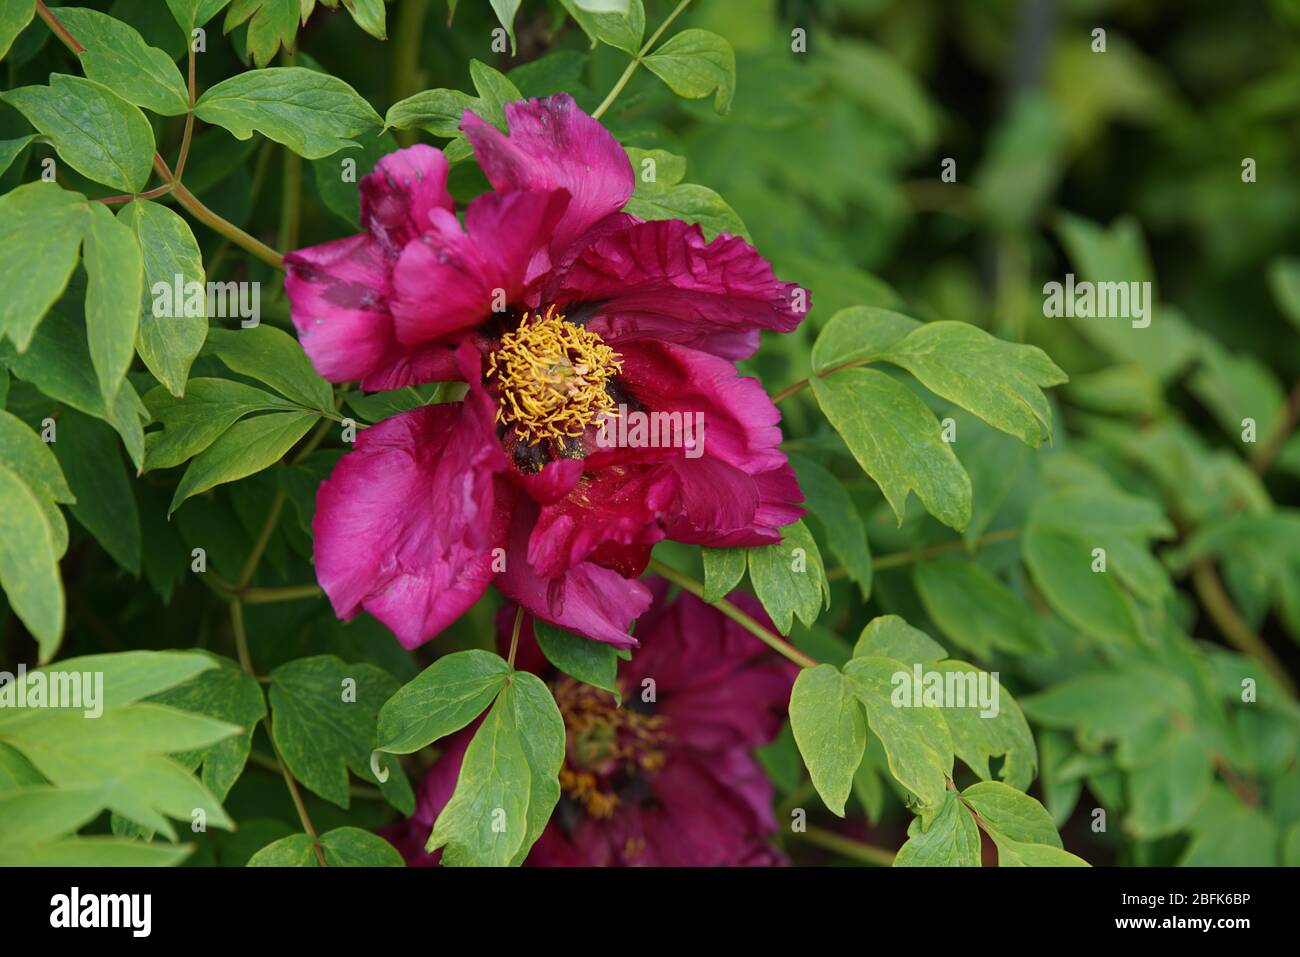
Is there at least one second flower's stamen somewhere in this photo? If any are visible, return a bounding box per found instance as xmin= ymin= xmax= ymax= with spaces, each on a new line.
xmin=552 ymin=676 xmax=669 ymax=820
xmin=487 ymin=305 xmax=623 ymax=446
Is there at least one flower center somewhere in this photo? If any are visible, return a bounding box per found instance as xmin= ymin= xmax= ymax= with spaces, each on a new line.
xmin=487 ymin=306 xmax=622 ymax=445
xmin=552 ymin=677 xmax=668 ymax=821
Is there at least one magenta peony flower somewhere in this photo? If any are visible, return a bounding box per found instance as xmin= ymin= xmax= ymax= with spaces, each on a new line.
xmin=285 ymin=94 xmax=807 ymax=648
xmin=383 ymin=581 xmax=797 ymax=866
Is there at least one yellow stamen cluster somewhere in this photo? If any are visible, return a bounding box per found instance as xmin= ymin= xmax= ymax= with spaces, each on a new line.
xmin=486 ymin=305 xmax=622 ymax=444
xmin=552 ymin=677 xmax=669 ymax=820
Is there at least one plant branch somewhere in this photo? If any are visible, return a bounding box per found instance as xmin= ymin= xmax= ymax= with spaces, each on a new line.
xmin=827 ymin=528 xmax=1021 ymax=581
xmin=1190 ymin=559 xmax=1297 ymax=698
xmin=1250 ymin=378 xmax=1300 ymax=475
xmin=36 ymin=3 xmax=285 ymax=270
xmin=793 ymin=825 xmax=895 ymax=866
xmin=647 ymin=559 xmax=818 ymax=668
xmin=508 ymin=605 xmax=524 ymax=670
xmin=591 ymin=0 xmax=692 ymax=120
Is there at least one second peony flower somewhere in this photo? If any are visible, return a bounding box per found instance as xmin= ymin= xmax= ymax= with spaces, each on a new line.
xmin=285 ymin=94 xmax=809 ymax=649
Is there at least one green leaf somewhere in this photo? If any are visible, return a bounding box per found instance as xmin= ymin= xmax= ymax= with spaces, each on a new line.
xmin=195 ymin=67 xmax=382 ymax=159
xmin=428 ymin=670 xmax=566 ymax=868
xmin=0 ymin=183 xmax=90 ymax=351
xmin=342 ymin=0 xmax=386 ymax=40
xmin=55 ymin=8 xmax=190 ymax=116
xmin=1021 ymin=666 xmax=1195 ymax=749
xmin=701 ymin=546 xmax=746 ymax=602
xmin=144 ymin=379 xmax=296 ymax=471
xmin=0 ymin=135 xmax=35 ymax=177
xmin=488 ymin=0 xmax=521 ymax=54
xmin=428 ymin=670 xmax=565 ymax=867
xmin=0 ymin=787 xmax=105 ymax=851
xmin=0 ymin=464 xmax=63 ymax=662
xmin=268 ymin=655 xmax=412 ymax=812
xmin=21 ymin=650 xmax=216 ymax=710
xmin=82 ymin=203 xmax=143 ymax=413
xmin=165 ymin=0 xmax=233 ymax=32
xmin=961 ymin=780 xmax=1060 ymax=845
xmin=375 ymin=650 xmax=510 ymax=755
xmin=643 ymin=29 xmax=735 ymax=113
xmin=1268 ymin=257 xmax=1300 ymax=333
xmin=893 ymin=789 xmax=980 ymax=867
xmin=534 ymin=620 xmax=622 ymax=704
xmin=149 ymin=653 xmax=266 ymax=802
xmin=0 ymin=704 xmax=238 ymax=838
xmin=746 ymin=519 xmax=829 ymax=633
xmin=790 ymin=454 xmax=872 ymax=600
xmin=811 ymin=368 xmax=971 ymax=531
xmin=384 ymin=88 xmax=477 ymax=138
xmin=169 ymin=410 xmax=319 ymax=514
xmin=0 ymin=0 xmax=34 ymax=62
xmin=3 ymin=74 xmax=155 ymax=192
xmin=119 ymin=200 xmax=208 ymax=397
xmin=468 ymin=59 xmax=523 ymax=130
xmin=502 ymin=672 xmax=567 ymax=867
xmin=310 ymin=130 xmax=398 ymax=227
xmin=1180 ymin=787 xmax=1278 ymax=866
xmin=1125 ymin=732 xmax=1213 ymax=839
xmin=1022 ymin=525 xmax=1143 ymax=646
xmin=990 ymin=836 xmax=1089 ymax=867
xmin=913 ymin=558 xmax=1043 ymax=657
xmin=0 ymin=304 xmax=149 ymax=471
xmin=0 ymin=409 xmax=74 ymax=506
xmin=934 ymin=664 xmax=1037 ymax=790
xmin=560 ymin=0 xmax=643 ymax=54
xmin=789 ymin=664 xmax=866 ymax=817
xmin=51 ymin=411 xmax=141 ymax=574
xmin=852 ymin=614 xmax=947 ymax=663
xmin=204 ymin=326 xmax=334 ymax=411
xmin=875 ymin=321 xmax=1067 ymax=446
xmin=810 ymin=306 xmax=922 ymax=374
xmin=623 ymin=147 xmax=748 ymax=241
xmin=2 ymin=836 xmax=192 ymax=867
xmin=224 ymin=0 xmax=299 ymax=67
xmin=247 ymin=827 xmax=403 ymax=866
xmin=842 ymin=655 xmax=954 ymax=813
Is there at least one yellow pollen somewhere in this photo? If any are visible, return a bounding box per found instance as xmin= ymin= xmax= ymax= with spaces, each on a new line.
xmin=486 ymin=305 xmax=622 ymax=444
xmin=552 ymin=677 xmax=669 ymax=821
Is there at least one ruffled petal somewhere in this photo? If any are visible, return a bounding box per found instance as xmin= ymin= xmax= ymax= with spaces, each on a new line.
xmin=313 ymin=395 xmax=508 ymax=649
xmin=358 ymin=144 xmax=454 ymax=253
xmin=461 ymin=94 xmax=634 ymax=256
xmin=526 ymin=465 xmax=677 ymax=578
xmin=390 ymin=189 xmax=569 ymax=348
xmin=495 ymin=499 xmax=649 ymax=647
xmin=546 ymin=218 xmax=807 ymax=360
xmin=284 ymin=146 xmax=456 ymax=386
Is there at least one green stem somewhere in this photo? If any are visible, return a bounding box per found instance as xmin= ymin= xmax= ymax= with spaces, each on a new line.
xmin=237 ymin=490 xmax=286 ymax=589
xmin=37 ymin=3 xmax=285 ymax=270
xmin=647 ymin=559 xmax=817 ymax=669
xmin=795 ymin=825 xmax=895 ymax=866
xmin=590 ymin=0 xmax=693 ymax=120
xmin=827 ymin=528 xmax=1021 ymax=581
xmin=239 ymin=584 xmax=323 ymax=605
xmin=507 ymin=605 xmax=524 ymax=669
xmin=1191 ymin=559 xmax=1297 ymax=698
xmin=391 ymin=0 xmax=430 ymax=147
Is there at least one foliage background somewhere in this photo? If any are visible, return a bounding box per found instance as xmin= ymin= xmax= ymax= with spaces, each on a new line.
xmin=1 ymin=0 xmax=1298 ymax=867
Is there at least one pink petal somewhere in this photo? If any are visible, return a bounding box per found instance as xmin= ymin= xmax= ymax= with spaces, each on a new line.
xmin=461 ymin=94 xmax=634 ymax=256
xmin=359 ymin=144 xmax=454 ymax=253
xmin=313 ymin=396 xmax=508 ymax=649
xmin=546 ymin=218 xmax=807 ymax=360
xmin=285 ymin=234 xmax=402 ymax=383
xmin=527 ymin=466 xmax=677 ymax=578
xmin=389 ymin=189 xmax=568 ymax=347
xmin=495 ymin=499 xmax=650 ymax=648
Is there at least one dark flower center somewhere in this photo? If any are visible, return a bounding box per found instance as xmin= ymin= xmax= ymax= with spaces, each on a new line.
xmin=551 ymin=676 xmax=669 ymax=820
